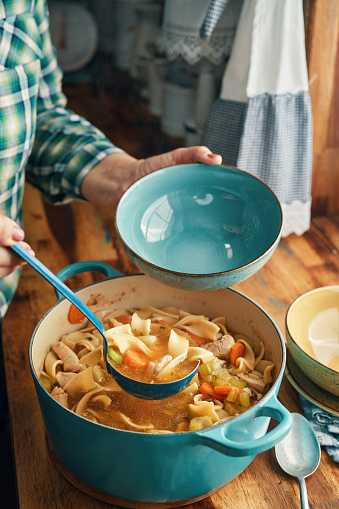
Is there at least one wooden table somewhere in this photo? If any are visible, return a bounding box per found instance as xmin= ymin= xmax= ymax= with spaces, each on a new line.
xmin=2 ymin=184 xmax=339 ymax=508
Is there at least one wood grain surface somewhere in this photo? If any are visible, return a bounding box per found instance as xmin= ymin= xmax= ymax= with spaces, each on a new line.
xmin=2 ymin=182 xmax=339 ymax=509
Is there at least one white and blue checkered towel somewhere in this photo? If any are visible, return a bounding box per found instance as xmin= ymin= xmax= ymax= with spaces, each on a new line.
xmin=300 ymin=395 xmax=339 ymax=462
xmin=201 ymin=0 xmax=313 ymax=237
xmin=200 ymin=0 xmax=231 ymax=39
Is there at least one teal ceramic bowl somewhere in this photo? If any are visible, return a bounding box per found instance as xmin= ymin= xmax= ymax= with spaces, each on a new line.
xmin=115 ymin=164 xmax=283 ymax=291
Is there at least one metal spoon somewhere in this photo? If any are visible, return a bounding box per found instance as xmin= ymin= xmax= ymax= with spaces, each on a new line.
xmin=275 ymin=412 xmax=321 ymax=509
xmin=12 ymin=242 xmax=199 ymax=399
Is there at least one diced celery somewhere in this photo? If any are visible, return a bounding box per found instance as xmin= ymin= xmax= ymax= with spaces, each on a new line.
xmin=215 ymin=369 xmax=232 ymax=385
xmin=210 ymin=369 xmax=227 ymax=378
xmin=226 ymin=391 xmax=239 ymax=403
xmin=198 ymin=358 xmax=221 ymax=376
xmin=215 ymin=368 xmax=230 ymax=379
xmin=230 ymin=377 xmax=247 ymax=389
xmin=108 ymin=347 xmax=123 ymax=364
xmin=224 ymin=402 xmax=238 ymax=416
xmin=39 ymin=374 xmax=53 ymax=393
xmin=239 ymin=391 xmax=250 ymax=406
xmin=189 ymin=415 xmax=213 ymax=431
xmin=214 ymin=376 xmax=232 ymax=386
xmin=202 ymin=374 xmax=215 ymax=383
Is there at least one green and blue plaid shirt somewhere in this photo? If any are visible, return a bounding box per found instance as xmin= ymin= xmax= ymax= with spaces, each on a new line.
xmin=0 ymin=0 xmax=121 ymax=318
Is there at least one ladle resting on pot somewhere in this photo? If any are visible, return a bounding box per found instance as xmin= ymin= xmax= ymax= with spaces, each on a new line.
xmin=11 ymin=243 xmax=199 ymax=399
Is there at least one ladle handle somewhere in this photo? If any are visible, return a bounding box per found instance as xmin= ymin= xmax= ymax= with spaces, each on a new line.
xmin=11 ymin=243 xmax=106 ymax=336
xmin=299 ymin=478 xmax=309 ymax=509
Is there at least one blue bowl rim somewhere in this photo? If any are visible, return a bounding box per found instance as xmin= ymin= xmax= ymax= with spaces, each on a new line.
xmin=115 ymin=164 xmax=283 ymax=278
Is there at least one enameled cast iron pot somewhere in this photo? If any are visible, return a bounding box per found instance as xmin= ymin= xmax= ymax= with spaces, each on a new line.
xmin=29 ymin=263 xmax=291 ymax=507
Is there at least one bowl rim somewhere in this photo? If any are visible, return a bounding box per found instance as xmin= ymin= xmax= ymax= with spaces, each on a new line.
xmin=115 ymin=164 xmax=283 ymax=278
xmin=285 ymin=285 xmax=339 ymax=375
xmin=29 ymin=273 xmax=286 ymax=437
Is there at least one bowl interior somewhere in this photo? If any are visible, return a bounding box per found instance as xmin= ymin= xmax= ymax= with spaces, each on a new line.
xmin=286 ymin=286 xmax=339 ymax=372
xmin=116 ymin=164 xmax=282 ymax=275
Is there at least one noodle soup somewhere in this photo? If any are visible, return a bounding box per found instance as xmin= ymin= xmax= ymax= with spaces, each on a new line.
xmin=39 ymin=304 xmax=275 ymax=433
xmin=106 ymin=315 xmax=199 ymax=383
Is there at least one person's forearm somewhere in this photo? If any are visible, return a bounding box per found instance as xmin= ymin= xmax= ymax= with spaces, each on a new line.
xmin=80 ymin=147 xmax=222 ymax=210
xmin=80 ymin=152 xmax=142 ymax=209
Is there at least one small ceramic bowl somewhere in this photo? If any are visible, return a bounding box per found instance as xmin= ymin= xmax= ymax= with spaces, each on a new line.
xmin=115 ymin=164 xmax=283 ymax=291
xmin=285 ymin=286 xmax=339 ymax=397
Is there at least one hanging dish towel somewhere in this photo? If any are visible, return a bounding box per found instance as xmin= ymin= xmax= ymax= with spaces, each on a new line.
xmin=200 ymin=0 xmax=231 ymax=39
xmin=201 ymin=0 xmax=313 ymax=237
xmin=300 ymin=395 xmax=339 ymax=462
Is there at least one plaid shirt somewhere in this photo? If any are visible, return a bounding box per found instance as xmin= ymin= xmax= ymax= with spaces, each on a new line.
xmin=0 ymin=0 xmax=121 ymax=318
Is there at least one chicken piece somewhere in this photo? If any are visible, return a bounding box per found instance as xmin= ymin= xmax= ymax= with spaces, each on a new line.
xmin=147 ymin=355 xmax=173 ymax=376
xmin=237 ymin=371 xmax=268 ymax=393
xmin=51 ymin=387 xmax=68 ymax=408
xmin=53 ymin=342 xmax=81 ymax=372
xmin=201 ymin=334 xmax=235 ymax=359
xmin=55 ymin=371 xmax=77 ymax=388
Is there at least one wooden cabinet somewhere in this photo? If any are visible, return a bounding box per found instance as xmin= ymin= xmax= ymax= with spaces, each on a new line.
xmin=306 ymin=0 xmax=339 ymax=216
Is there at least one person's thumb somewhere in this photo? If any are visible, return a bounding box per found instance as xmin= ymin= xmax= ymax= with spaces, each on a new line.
xmin=0 ymin=211 xmax=25 ymax=247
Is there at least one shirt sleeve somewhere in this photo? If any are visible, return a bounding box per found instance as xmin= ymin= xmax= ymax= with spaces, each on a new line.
xmin=25 ymin=0 xmax=123 ymax=205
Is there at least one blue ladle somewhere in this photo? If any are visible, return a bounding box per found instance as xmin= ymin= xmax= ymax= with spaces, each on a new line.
xmin=11 ymin=243 xmax=199 ymax=400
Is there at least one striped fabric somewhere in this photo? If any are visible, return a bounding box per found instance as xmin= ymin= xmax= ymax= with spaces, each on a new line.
xmin=202 ymin=91 xmax=313 ymax=205
xmin=301 ymin=395 xmax=339 ymax=462
xmin=201 ymin=98 xmax=247 ymax=166
xmin=201 ymin=0 xmax=313 ymax=237
xmin=0 ymin=0 xmax=121 ymax=318
xmin=200 ymin=0 xmax=230 ymax=39
xmin=238 ymin=92 xmax=313 ymax=205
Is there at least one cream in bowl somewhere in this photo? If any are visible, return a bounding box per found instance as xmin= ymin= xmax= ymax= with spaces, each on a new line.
xmin=286 ymin=286 xmax=339 ymax=396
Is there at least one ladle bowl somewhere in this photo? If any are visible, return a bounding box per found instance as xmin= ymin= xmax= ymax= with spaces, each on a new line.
xmin=11 ymin=243 xmax=199 ymax=399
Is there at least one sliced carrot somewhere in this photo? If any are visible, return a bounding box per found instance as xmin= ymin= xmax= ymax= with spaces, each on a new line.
xmin=230 ymin=342 xmax=245 ymax=365
xmin=123 ymin=349 xmax=149 ymax=370
xmin=187 ymin=331 xmax=209 ymax=346
xmin=214 ymin=385 xmax=243 ymax=396
xmin=153 ymin=320 xmax=170 ymax=326
xmin=68 ymin=304 xmax=86 ymax=324
xmin=199 ymin=382 xmax=218 ymax=400
xmin=115 ymin=314 xmax=131 ymax=325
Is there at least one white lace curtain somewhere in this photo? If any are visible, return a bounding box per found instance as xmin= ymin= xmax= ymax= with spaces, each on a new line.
xmin=161 ymin=0 xmax=243 ymax=65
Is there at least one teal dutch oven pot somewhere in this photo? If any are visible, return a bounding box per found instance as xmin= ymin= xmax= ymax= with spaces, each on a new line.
xmin=29 ymin=263 xmax=291 ymax=507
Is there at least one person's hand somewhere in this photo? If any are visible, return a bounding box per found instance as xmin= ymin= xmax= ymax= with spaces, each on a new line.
xmin=81 ymin=146 xmax=222 ymax=209
xmin=0 ymin=212 xmax=34 ymax=278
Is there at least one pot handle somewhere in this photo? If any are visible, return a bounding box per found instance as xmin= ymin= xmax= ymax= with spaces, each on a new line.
xmin=55 ymin=261 xmax=124 ymax=300
xmin=195 ymin=396 xmax=292 ymax=457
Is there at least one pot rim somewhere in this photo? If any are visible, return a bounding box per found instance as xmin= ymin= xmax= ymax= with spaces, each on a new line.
xmin=30 ymin=273 xmax=287 ymax=437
